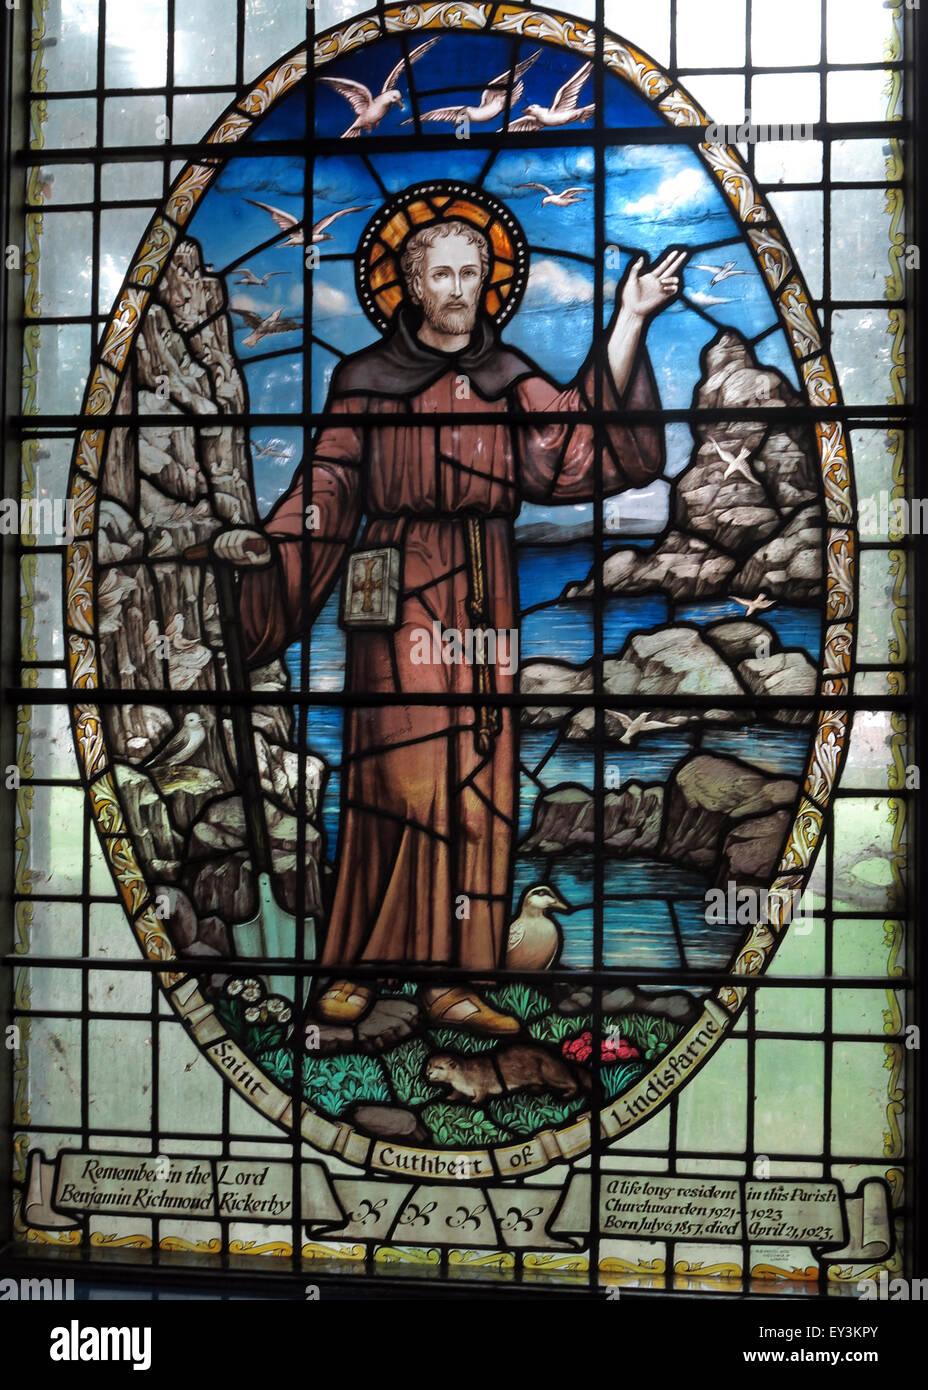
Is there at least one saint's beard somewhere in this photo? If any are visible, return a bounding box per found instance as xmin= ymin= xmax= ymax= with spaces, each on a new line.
xmin=416 ymin=285 xmax=479 ymax=337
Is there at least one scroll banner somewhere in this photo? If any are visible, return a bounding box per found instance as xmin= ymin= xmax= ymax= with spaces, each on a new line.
xmin=23 ymin=1150 xmax=891 ymax=1261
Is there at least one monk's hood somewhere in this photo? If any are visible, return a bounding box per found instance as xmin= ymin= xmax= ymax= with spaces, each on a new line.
xmin=331 ymin=307 xmax=536 ymax=400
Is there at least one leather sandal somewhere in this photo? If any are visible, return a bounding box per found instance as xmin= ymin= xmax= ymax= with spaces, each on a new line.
xmin=422 ymin=986 xmax=520 ymax=1036
xmin=315 ymin=980 xmax=374 ymax=1023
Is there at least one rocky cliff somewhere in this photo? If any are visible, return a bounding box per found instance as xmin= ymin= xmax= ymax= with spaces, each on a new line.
xmin=563 ymin=331 xmax=822 ymax=602
xmin=97 ymin=237 xmax=323 ymax=960
xmin=520 ymin=618 xmax=817 ymax=735
xmin=520 ymin=753 xmax=799 ymax=887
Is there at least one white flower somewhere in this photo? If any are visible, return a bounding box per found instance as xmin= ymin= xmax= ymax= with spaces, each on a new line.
xmin=241 ymin=980 xmax=262 ymax=1003
xmin=244 ymin=1006 xmax=261 ymax=1023
xmin=226 ymin=979 xmax=243 ymax=996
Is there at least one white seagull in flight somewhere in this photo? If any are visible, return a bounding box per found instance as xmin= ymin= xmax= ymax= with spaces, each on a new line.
xmin=515 ymin=182 xmax=590 ymax=208
xmin=508 ymin=61 xmax=594 ymax=131
xmin=234 ymin=267 xmax=289 ymax=286
xmin=614 ymin=711 xmax=684 ymax=746
xmin=401 ymin=49 xmax=541 ymax=127
xmin=319 ymin=37 xmax=440 ymax=136
xmin=231 ymin=304 xmax=302 ymax=348
xmin=251 ymin=439 xmax=293 ymax=460
xmin=709 ymin=437 xmax=756 ymax=482
xmin=732 ymin=593 xmax=777 ymax=618
xmin=694 ymin=260 xmax=749 ymax=286
xmin=244 ymin=200 xmax=371 ymax=247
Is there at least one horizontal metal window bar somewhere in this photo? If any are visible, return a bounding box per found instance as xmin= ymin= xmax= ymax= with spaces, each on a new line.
xmin=0 ymin=1127 xmax=906 ymax=1170
xmin=0 ymin=1251 xmax=870 ymax=1300
xmin=8 ymin=1003 xmax=909 ymax=1044
xmin=4 ymin=689 xmax=916 ymax=709
xmin=7 ymin=408 xmax=917 ymax=430
xmin=30 ymin=59 xmax=908 ymax=102
xmin=6 ymin=955 xmax=914 ymax=989
xmin=15 ymin=119 xmax=913 ymax=165
xmin=18 ymin=297 xmax=911 ymax=328
xmin=17 ymin=178 xmax=908 ymax=213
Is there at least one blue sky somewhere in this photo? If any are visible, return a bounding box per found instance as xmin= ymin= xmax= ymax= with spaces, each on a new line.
xmin=185 ymin=31 xmax=803 ymax=527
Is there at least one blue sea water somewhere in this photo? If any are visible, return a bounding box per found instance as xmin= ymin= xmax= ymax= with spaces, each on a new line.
xmin=275 ymin=526 xmax=818 ymax=975
xmin=509 ymin=852 xmax=742 ymax=971
xmin=286 ymin=539 xmax=816 ymax=891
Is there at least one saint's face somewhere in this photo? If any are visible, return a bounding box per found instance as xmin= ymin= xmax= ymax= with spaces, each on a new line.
xmin=415 ymin=234 xmax=485 ymax=336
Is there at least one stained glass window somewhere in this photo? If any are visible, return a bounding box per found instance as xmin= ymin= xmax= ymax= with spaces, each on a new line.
xmin=0 ymin=0 xmax=923 ymax=1336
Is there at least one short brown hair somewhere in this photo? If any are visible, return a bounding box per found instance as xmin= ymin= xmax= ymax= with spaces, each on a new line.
xmin=400 ymin=219 xmax=490 ymax=303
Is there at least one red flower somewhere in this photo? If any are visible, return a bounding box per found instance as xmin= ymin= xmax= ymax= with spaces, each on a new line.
xmin=562 ymin=1031 xmax=639 ymax=1065
xmin=562 ymin=1033 xmax=592 ymax=1063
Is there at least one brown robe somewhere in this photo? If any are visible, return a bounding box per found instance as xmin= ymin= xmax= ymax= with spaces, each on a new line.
xmin=239 ymin=311 xmax=662 ymax=971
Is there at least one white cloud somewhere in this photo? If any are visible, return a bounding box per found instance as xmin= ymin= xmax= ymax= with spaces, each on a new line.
xmin=229 ymin=293 xmax=263 ymax=315
xmin=312 ymin=282 xmax=353 ymax=317
xmin=525 ymin=258 xmax=594 ymax=305
xmin=622 ymin=167 xmax=709 ymax=219
xmin=688 ymin=289 xmax=732 ymax=308
xmin=605 ymin=480 xmax=670 ymax=525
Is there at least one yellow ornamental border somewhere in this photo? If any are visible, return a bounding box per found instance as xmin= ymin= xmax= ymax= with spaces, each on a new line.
xmin=65 ymin=4 xmax=855 ymax=1183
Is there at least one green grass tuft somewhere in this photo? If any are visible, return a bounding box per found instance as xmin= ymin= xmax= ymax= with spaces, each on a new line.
xmin=299 ymin=1053 xmax=391 ymax=1117
xmin=421 ymin=1102 xmax=510 ymax=1148
xmin=612 ymin=1011 xmax=680 ymax=1059
xmin=600 ymin=1060 xmax=648 ymax=1100
xmin=384 ymin=1038 xmax=442 ymax=1107
xmin=486 ymin=982 xmax=552 ymax=1022
xmin=528 ymin=1011 xmax=594 ymax=1045
xmin=488 ymin=1089 xmax=587 ymax=1136
xmin=427 ymin=1027 xmax=498 ymax=1054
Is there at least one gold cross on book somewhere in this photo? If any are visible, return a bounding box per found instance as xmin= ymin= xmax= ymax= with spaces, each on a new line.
xmin=354 ymin=556 xmax=383 ymax=615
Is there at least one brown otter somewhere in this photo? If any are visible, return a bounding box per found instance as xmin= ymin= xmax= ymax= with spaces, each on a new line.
xmin=425 ymin=1045 xmax=592 ymax=1106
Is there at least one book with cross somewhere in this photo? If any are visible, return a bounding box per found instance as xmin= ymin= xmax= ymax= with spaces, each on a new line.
xmin=341 ymin=546 xmax=402 ymax=629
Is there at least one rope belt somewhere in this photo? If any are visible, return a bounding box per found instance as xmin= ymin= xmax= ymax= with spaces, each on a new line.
xmin=464 ymin=515 xmax=501 ymax=757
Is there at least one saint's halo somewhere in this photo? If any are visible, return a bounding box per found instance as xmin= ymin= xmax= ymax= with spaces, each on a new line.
xmin=356 ymin=181 xmax=530 ymax=333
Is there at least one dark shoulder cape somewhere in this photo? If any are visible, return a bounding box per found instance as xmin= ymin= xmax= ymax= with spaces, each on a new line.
xmin=332 ymin=308 xmax=537 ymax=401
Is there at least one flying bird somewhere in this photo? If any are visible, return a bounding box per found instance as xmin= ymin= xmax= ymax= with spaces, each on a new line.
xmin=401 ymin=49 xmax=541 ymax=127
xmin=244 ymin=200 xmax=372 ymax=248
xmin=613 ymin=711 xmax=683 ymax=746
xmin=319 ymin=37 xmax=440 ymax=136
xmin=515 ymin=182 xmax=590 ymax=208
xmin=144 ymin=711 xmax=207 ymax=769
xmin=508 ymin=60 xmax=594 ymax=131
xmin=694 ymin=261 xmax=749 ymax=286
xmin=732 ymin=593 xmax=777 ymax=618
xmin=251 ymin=439 xmax=293 ymax=460
xmin=230 ymin=304 xmax=302 ymax=347
xmin=709 ymin=437 xmax=756 ymax=482
xmin=233 ymin=267 xmax=289 ymax=286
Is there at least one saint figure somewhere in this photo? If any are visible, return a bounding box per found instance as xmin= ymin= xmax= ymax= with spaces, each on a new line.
xmin=216 ymin=192 xmax=685 ymax=1036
